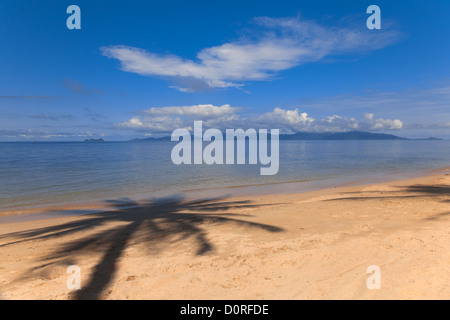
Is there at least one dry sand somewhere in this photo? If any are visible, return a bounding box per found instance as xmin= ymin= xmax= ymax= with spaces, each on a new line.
xmin=0 ymin=173 xmax=449 ymax=300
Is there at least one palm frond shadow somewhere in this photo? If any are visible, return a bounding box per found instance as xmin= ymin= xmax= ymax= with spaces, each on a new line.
xmin=1 ymin=196 xmax=284 ymax=300
xmin=323 ymin=184 xmax=450 ymax=202
xmin=322 ymin=184 xmax=450 ymax=221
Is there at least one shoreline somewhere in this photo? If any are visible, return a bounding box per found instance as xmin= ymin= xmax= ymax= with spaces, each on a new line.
xmin=1 ymin=165 xmax=449 ymax=223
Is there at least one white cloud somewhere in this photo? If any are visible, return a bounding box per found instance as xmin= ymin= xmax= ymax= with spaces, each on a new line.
xmin=365 ymin=113 xmax=403 ymax=130
xmin=255 ymin=107 xmax=314 ymax=131
xmin=117 ymin=104 xmax=240 ymax=133
xmin=0 ymin=129 xmax=99 ymax=140
xmin=295 ymin=84 xmax=450 ymax=132
xmin=102 ymin=16 xmax=400 ymax=92
xmin=118 ymin=116 xmax=188 ymax=133
xmin=143 ymin=104 xmax=240 ymax=118
xmin=117 ymin=104 xmax=403 ymax=135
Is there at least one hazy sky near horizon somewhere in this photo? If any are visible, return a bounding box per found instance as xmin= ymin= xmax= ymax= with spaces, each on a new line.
xmin=0 ymin=0 xmax=449 ymax=140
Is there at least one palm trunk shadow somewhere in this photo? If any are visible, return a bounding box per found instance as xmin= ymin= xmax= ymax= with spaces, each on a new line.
xmin=72 ymin=221 xmax=141 ymax=300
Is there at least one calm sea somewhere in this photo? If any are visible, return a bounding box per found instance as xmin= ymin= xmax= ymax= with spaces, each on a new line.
xmin=0 ymin=140 xmax=449 ymax=211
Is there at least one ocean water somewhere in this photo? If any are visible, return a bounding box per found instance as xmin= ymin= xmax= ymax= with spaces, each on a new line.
xmin=0 ymin=140 xmax=449 ymax=211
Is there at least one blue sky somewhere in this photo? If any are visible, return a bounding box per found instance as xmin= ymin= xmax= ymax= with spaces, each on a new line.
xmin=0 ymin=0 xmax=449 ymax=140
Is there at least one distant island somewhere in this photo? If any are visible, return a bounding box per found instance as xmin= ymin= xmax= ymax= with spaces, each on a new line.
xmin=129 ymin=131 xmax=443 ymax=142
xmin=84 ymin=138 xmax=105 ymax=142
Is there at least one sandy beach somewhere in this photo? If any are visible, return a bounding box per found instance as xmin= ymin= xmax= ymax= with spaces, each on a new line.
xmin=0 ymin=172 xmax=449 ymax=300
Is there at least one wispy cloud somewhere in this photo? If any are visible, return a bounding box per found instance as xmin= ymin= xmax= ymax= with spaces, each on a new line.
xmin=0 ymin=95 xmax=59 ymax=100
xmin=30 ymin=114 xmax=75 ymax=121
xmin=63 ymin=78 xmax=104 ymax=95
xmin=116 ymin=104 xmax=403 ymax=135
xmin=142 ymin=104 xmax=240 ymax=117
xmin=83 ymin=108 xmax=107 ymax=122
xmin=0 ymin=129 xmax=100 ymax=141
xmin=101 ymin=16 xmax=401 ymax=92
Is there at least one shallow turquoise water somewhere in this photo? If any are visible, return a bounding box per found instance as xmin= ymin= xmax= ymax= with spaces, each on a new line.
xmin=0 ymin=140 xmax=449 ymax=210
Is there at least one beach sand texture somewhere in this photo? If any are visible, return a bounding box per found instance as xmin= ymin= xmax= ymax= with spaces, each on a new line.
xmin=0 ymin=173 xmax=449 ymax=300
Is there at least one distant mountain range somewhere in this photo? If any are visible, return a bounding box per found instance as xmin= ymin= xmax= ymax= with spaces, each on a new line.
xmin=129 ymin=131 xmax=443 ymax=142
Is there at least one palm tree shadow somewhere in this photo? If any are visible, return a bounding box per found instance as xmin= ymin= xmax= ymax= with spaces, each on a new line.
xmin=404 ymin=185 xmax=450 ymax=196
xmin=322 ymin=184 xmax=450 ymax=221
xmin=324 ymin=184 xmax=450 ymax=202
xmin=0 ymin=196 xmax=284 ymax=300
